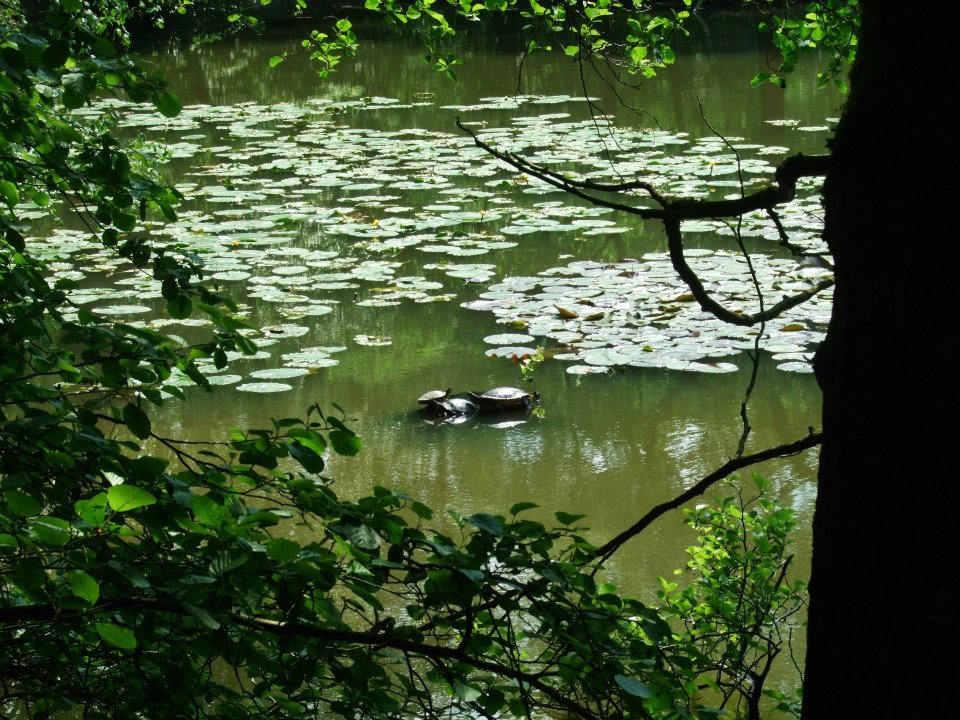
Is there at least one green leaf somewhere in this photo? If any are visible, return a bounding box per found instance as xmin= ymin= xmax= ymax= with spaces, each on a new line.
xmin=510 ymin=501 xmax=538 ymax=516
xmin=555 ymin=511 xmax=586 ymax=525
xmin=0 ymin=180 xmax=20 ymax=207
xmin=615 ymin=674 xmax=654 ymax=698
xmin=75 ymin=493 xmax=108 ymax=526
xmin=410 ymin=501 xmax=433 ymax=520
xmin=454 ymin=680 xmax=482 ymax=702
xmin=190 ymin=494 xmax=229 ymax=528
xmin=184 ymin=603 xmax=221 ymax=630
xmin=107 ymin=485 xmax=157 ymax=512
xmin=11 ymin=559 xmax=46 ymax=593
xmin=331 ymin=522 xmax=380 ymax=550
xmin=123 ymin=403 xmax=152 ymax=440
xmin=68 ymin=571 xmax=101 ymax=605
xmin=96 ymin=622 xmax=137 ymax=649
xmin=4 ymin=226 xmax=25 ymax=252
xmin=269 ymin=55 xmax=285 ymax=68
xmin=114 ymin=213 xmax=136 ymax=232
xmin=30 ymin=517 xmax=72 ymax=547
xmin=329 ymin=429 xmax=361 ymax=456
xmin=166 ymin=295 xmax=193 ymax=319
xmin=266 ymin=537 xmax=301 ymax=563
xmin=289 ymin=440 xmax=325 ymax=473
xmin=458 ymin=568 xmax=484 ymax=582
xmin=6 ymin=489 xmax=42 ymax=517
xmin=466 ymin=513 xmax=504 ymax=536
xmin=155 ymin=91 xmax=182 ymax=118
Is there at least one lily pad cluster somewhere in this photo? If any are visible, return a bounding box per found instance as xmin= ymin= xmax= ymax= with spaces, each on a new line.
xmin=464 ymin=251 xmax=832 ymax=374
xmin=23 ymin=93 xmax=834 ymax=388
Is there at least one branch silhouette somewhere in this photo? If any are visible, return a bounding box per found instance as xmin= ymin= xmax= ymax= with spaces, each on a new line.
xmin=457 ymin=120 xmax=833 ymax=326
xmin=590 ymin=431 xmax=823 ymax=565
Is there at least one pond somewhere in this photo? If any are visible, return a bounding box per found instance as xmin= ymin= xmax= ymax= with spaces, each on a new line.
xmin=42 ymin=9 xmax=837 ymax=633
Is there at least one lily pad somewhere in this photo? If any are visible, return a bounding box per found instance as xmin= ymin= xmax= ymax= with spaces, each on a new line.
xmin=566 ymin=365 xmax=610 ymax=375
xmin=354 ymin=334 xmax=393 ymax=346
xmin=205 ymin=374 xmax=243 ymax=386
xmin=249 ymin=368 xmax=311 ymax=380
xmin=485 ymin=346 xmax=540 ymax=359
xmin=235 ymin=382 xmax=293 ymax=393
xmin=483 ymin=333 xmax=536 ymax=345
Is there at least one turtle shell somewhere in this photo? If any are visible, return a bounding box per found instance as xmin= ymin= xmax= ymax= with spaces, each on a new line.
xmin=417 ymin=388 xmax=451 ymax=405
xmin=440 ymin=397 xmax=478 ymax=416
xmin=470 ymin=387 xmax=537 ymax=410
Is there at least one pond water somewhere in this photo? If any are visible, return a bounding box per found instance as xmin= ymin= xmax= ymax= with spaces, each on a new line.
xmin=47 ymin=11 xmax=838 ymax=615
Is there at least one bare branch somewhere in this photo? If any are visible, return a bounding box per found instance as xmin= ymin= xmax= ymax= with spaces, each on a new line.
xmin=590 ymin=431 xmax=822 ymax=564
xmin=664 ymin=216 xmax=834 ymax=326
xmin=457 ymin=120 xmax=830 ymax=220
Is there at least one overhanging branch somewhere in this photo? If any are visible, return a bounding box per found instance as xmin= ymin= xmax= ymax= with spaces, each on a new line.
xmin=590 ymin=431 xmax=822 ymax=565
xmin=457 ymin=119 xmax=830 ymax=221
xmin=458 ymin=120 xmax=834 ymax=327
xmin=664 ymin=216 xmax=835 ymax=326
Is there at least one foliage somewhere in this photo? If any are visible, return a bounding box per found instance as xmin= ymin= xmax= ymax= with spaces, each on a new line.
xmin=658 ymin=475 xmax=807 ymax=719
xmin=245 ymin=0 xmax=695 ymax=81
xmin=0 ymin=0 xmax=830 ymax=717
xmin=235 ymin=0 xmax=857 ymax=88
xmin=747 ymin=0 xmax=859 ymax=91
xmin=512 ymin=345 xmax=545 ymax=384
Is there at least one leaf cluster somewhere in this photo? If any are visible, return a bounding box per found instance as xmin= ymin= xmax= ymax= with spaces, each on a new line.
xmin=748 ymin=0 xmax=859 ymax=90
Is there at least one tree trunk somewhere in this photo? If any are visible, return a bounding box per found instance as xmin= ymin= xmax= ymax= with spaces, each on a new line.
xmin=804 ymin=1 xmax=960 ymax=717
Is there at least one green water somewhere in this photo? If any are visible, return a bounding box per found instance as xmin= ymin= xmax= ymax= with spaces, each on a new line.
xmin=133 ymin=11 xmax=836 ymax=596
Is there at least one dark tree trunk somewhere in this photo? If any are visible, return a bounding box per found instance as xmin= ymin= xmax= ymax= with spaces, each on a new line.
xmin=804 ymin=1 xmax=960 ymax=717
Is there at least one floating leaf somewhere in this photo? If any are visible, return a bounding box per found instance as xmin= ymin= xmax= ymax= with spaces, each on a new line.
xmin=248 ymin=368 xmax=310 ymax=380
xmin=483 ymin=333 xmax=535 ymax=345
xmin=567 ymin=365 xmax=610 ymax=375
xmin=236 ymin=382 xmax=293 ymax=393
xmin=354 ymin=334 xmax=392 ymax=346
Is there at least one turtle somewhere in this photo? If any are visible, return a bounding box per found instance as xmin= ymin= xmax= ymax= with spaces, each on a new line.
xmin=417 ymin=388 xmax=451 ymax=407
xmin=438 ymin=396 xmax=479 ymax=421
xmin=419 ymin=395 xmax=479 ymax=425
xmin=468 ymin=387 xmax=540 ymax=412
